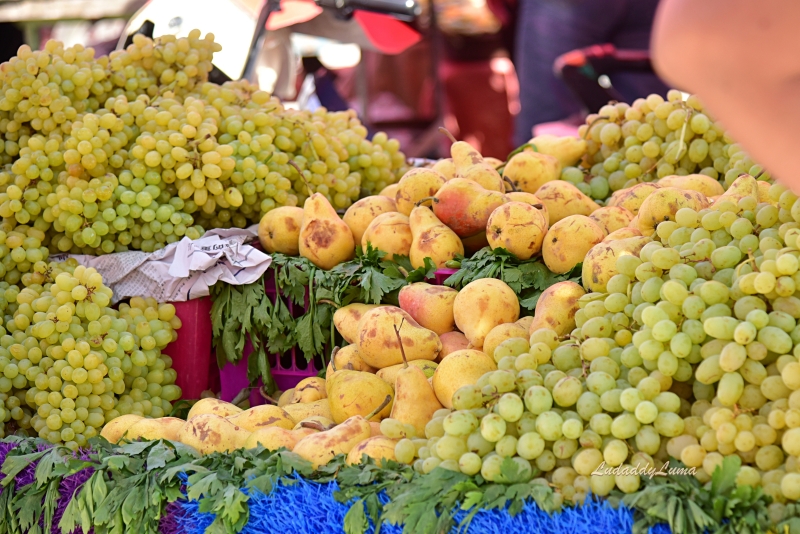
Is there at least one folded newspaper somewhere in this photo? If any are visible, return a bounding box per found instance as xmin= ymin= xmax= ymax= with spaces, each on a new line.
xmin=48 ymin=226 xmax=272 ymax=303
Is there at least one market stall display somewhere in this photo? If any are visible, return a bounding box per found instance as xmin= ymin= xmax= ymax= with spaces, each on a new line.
xmin=0 ymin=29 xmax=799 ymax=534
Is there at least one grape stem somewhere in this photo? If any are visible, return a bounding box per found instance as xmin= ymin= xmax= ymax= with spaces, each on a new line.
xmin=393 ymin=318 xmax=408 ymax=369
xmin=582 ymin=115 xmax=611 ymax=140
xmin=288 ymin=160 xmax=313 ymax=195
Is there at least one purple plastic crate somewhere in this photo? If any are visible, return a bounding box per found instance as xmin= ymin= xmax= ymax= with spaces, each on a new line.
xmin=434 ymin=268 xmax=457 ymax=285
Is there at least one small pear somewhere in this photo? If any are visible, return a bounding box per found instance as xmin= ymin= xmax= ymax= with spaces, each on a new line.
xmin=658 ymin=174 xmax=724 ymax=198
xmin=409 ymin=206 xmax=464 ymax=269
xmin=328 ymin=370 xmax=394 ymax=423
xmin=395 ymin=168 xmax=447 ymax=215
xmin=299 ymin=192 xmax=355 ymax=270
xmin=293 ymin=413 xmax=375 ymax=468
xmin=603 ymin=227 xmax=643 ymax=242
xmin=343 ymin=196 xmax=398 ymax=244
xmin=453 ymin=278 xmax=520 ymax=348
xmin=432 ymin=158 xmax=456 ymax=180
xmin=226 ymin=405 xmax=295 ymax=431
xmin=334 ymin=303 xmax=382 ymax=344
xmin=282 ymin=399 xmax=332 ymax=424
xmin=332 ymin=344 xmax=376 ymax=373
xmin=388 ymin=323 xmax=444 ymax=436
xmin=441 ymin=128 xmax=505 ymax=191
xmin=535 ymin=181 xmax=599 ymax=225
xmin=528 ymin=134 xmax=587 ymax=167
xmin=486 ymin=201 xmax=549 ymax=260
xmin=187 ymin=398 xmax=242 ymax=421
xmin=126 ymin=417 xmax=185 ymax=442
xmin=483 ymin=322 xmax=529 ymax=361
xmin=100 ymin=414 xmax=143 ymax=443
xmin=356 ymin=306 xmax=441 ymax=368
xmin=290 ymin=377 xmax=327 ymax=403
xmin=178 ymin=414 xmax=250 ymax=455
xmin=503 ymin=150 xmax=561 ymax=194
xmin=528 ymin=281 xmax=585 ymax=336
xmin=582 ymin=236 xmax=650 ymax=293
xmin=379 ymin=183 xmax=400 ymax=198
xmin=607 ymin=182 xmax=660 ymax=215
xmin=713 ymin=173 xmax=759 ymax=206
xmin=361 ymin=212 xmax=412 ymax=261
xmin=636 ymin=187 xmax=708 ymax=236
xmin=346 ymin=435 xmax=399 ymax=465
xmin=398 ymin=282 xmax=458 ymax=335
xmin=258 ymin=206 xmax=304 ymax=255
xmin=277 ymin=389 xmax=295 ymax=407
xmin=432 ymin=178 xmax=509 ymax=238
xmin=589 ymin=206 xmax=634 ymax=235
xmin=377 ymin=360 xmax=438 ymax=385
xmin=432 ymin=349 xmax=497 ymax=409
xmin=438 ymin=331 xmax=470 ymax=361
xmin=506 ymin=191 xmax=549 ymax=223
xmin=542 ymin=215 xmax=605 ymax=274
xmin=244 ymin=427 xmax=300 ymax=451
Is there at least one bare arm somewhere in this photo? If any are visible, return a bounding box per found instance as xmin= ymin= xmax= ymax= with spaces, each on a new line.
xmin=651 ymin=0 xmax=800 ymax=190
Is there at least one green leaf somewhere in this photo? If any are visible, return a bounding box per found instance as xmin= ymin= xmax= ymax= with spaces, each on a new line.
xmin=343 ymin=498 xmax=369 ymax=534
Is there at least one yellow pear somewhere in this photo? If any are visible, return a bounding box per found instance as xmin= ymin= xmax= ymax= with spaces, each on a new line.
xmin=379 ymin=184 xmax=400 ymax=198
xmin=483 ymin=322 xmax=529 ymax=361
xmin=299 ymin=192 xmax=355 ymax=270
xmin=329 ymin=371 xmax=394 ymax=423
xmin=757 ymin=180 xmax=772 ymax=204
xmin=292 ymin=427 xmax=319 ymax=440
xmin=361 ymin=212 xmax=412 ymax=261
xmin=244 ymin=427 xmax=300 ymax=451
xmin=432 ymin=349 xmax=497 ymax=409
xmin=125 ymin=417 xmax=184 ymax=442
xmin=486 ymin=201 xmax=549 ymax=260
xmin=432 ymin=158 xmax=456 ymax=180
xmin=334 ymin=303 xmax=382 ymax=344
xmin=187 ymin=398 xmax=242 ymax=421
xmin=438 ymin=331 xmax=470 ymax=361
xmin=291 ymin=377 xmax=327 ymax=403
xmin=356 ymin=306 xmax=441 ymax=368
xmin=332 ymin=344 xmax=375 ymax=373
xmin=589 ymin=206 xmax=634 ymax=235
xmin=636 ymin=187 xmax=709 ymax=236
xmin=453 ymin=278 xmax=520 ymax=348
xmin=603 ymin=227 xmax=643 ymax=242
xmin=100 ymin=414 xmax=143 ymax=443
xmin=582 ymin=236 xmax=651 ymax=292
xmin=377 ymin=360 xmax=438 ymax=385
xmin=395 ymin=168 xmax=447 ymax=215
xmin=658 ymin=174 xmax=724 ymax=197
xmin=535 ymin=181 xmax=599 ymax=225
xmin=258 ymin=206 xmax=304 ymax=255
xmin=442 ymin=128 xmax=505 ymax=192
xmin=343 ymin=196 xmax=397 ymax=244
xmin=277 ymin=389 xmax=295 ymax=407
xmin=432 ymin=178 xmax=509 ymax=238
xmin=409 ymin=206 xmax=464 ymax=269
xmin=714 ymin=173 xmax=759 ymax=206
xmin=516 ymin=316 xmax=534 ymax=331
xmin=528 ymin=281 xmax=585 ymax=336
xmin=607 ymin=182 xmax=660 ymax=215
xmin=346 ymin=436 xmax=399 ymax=465
xmin=398 ymin=282 xmax=458 ymax=335
xmin=506 ymin=191 xmax=549 ymax=223
xmin=283 ymin=399 xmax=332 ymax=424
xmin=528 ymin=134 xmax=587 ymax=167
xmin=542 ymin=215 xmax=605 ymax=274
xmin=503 ymin=150 xmax=561 ymax=194
xmin=177 ymin=414 xmax=250 ymax=455
xmin=293 ymin=414 xmax=375 ymax=468
xmin=389 ymin=323 xmax=444 ymax=435
xmin=226 ymin=404 xmax=295 ymax=432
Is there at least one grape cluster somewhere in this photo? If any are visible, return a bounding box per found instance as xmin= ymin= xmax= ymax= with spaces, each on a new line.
xmin=562 ymin=90 xmax=765 ymax=202
xmin=0 ymin=259 xmax=181 ymax=448
xmin=0 ymin=31 xmax=406 ymax=261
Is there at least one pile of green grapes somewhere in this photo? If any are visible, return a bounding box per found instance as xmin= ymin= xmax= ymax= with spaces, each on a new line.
xmin=381 ymin=178 xmax=800 ymax=515
xmin=0 ymin=31 xmax=406 ymax=269
xmin=0 ymin=259 xmax=181 ymax=448
xmin=561 ymin=89 xmax=766 ymax=202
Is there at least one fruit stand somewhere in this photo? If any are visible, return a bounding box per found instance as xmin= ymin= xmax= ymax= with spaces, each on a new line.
xmin=0 ymin=27 xmax=798 ymax=534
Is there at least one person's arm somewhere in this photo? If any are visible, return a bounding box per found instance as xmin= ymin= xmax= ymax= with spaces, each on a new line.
xmin=651 ymin=0 xmax=800 ymax=189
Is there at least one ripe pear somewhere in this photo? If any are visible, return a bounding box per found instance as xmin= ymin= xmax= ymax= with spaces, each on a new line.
xmin=506 ymin=191 xmax=549 ymax=223
xmin=398 ymin=282 xmax=458 ymax=335
xmin=409 ymin=206 xmax=464 ymax=269
xmin=757 ymin=180 xmax=772 ymax=204
xmin=356 ymin=306 xmax=441 ymax=368
xmin=528 ymin=134 xmax=587 ymax=167
xmin=603 ymin=227 xmax=643 ymax=242
xmin=432 ymin=349 xmax=497 ymax=409
xmin=299 ymin=192 xmax=355 ymax=270
xmin=658 ymin=174 xmax=724 ymax=198
xmin=125 ymin=417 xmax=185 ymax=442
xmin=292 ymin=427 xmax=319 ymax=440
xmin=291 ymin=377 xmax=327 ymax=403
xmin=258 ymin=206 xmax=304 ymax=255
xmin=346 ymin=436 xmax=399 ymax=465
xmin=503 ymin=150 xmax=561 ymax=194
xmin=453 ymin=278 xmax=520 ymax=348
xmin=226 ymin=404 xmax=295 ymax=432
xmin=377 ymin=360 xmax=438 ymax=385
xmin=177 ymin=414 xmax=250 ymax=455
xmin=432 ymin=178 xmax=508 ymax=237
xmin=486 ymin=201 xmax=549 ymax=260
xmin=714 ymin=173 xmax=759 ymax=206
xmin=516 ymin=316 xmax=534 ymax=330
xmin=589 ymin=206 xmax=634 ymax=235
xmin=328 ymin=371 xmax=394 ymax=423
xmin=535 ymin=181 xmax=599 ymax=225
xmin=528 ymin=281 xmax=585 ymax=336
xmin=343 ymin=196 xmax=397 ymax=244
xmin=395 ymin=168 xmax=447 ymax=215
xmin=187 ymin=398 xmax=242 ymax=421
xmin=277 ymin=389 xmax=295 ymax=407
xmin=283 ymin=398 xmax=332 ymax=424
xmin=432 ymin=158 xmax=456 ymax=180
xmin=244 ymin=427 xmax=300 ymax=451
xmin=361 ymin=212 xmax=412 ymax=261
xmin=582 ymin=236 xmax=651 ymax=293
xmin=100 ymin=414 xmax=143 ymax=443
xmin=379 ymin=183 xmax=400 ymax=198
xmin=389 ymin=323 xmax=444 ymax=435
xmin=636 ymin=187 xmax=708 ymax=236
xmin=438 ymin=331 xmax=469 ymax=361
xmin=483 ymin=322 xmax=529 ymax=361
xmin=334 ymin=303 xmax=381 ymax=344
xmin=370 ymin=422 xmax=383 ymax=436
xmin=442 ymin=128 xmax=505 ymax=192
xmin=607 ymin=182 xmax=660 ymax=215
xmin=542 ymin=215 xmax=605 ymax=274
xmin=293 ymin=414 xmax=374 ymax=468
xmin=331 ymin=344 xmax=375 ymax=373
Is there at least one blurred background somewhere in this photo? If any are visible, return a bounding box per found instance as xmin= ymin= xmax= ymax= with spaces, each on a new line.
xmin=0 ymin=0 xmax=669 ymax=160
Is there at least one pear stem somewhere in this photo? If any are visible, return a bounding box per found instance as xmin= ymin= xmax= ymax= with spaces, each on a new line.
xmin=258 ymin=386 xmax=279 ymax=405
xmin=438 ymin=127 xmax=458 ymax=144
xmin=329 ymin=346 xmax=340 ymax=372
xmin=288 ymin=160 xmax=313 ymax=195
xmin=503 ymin=176 xmax=518 ymax=192
xmin=415 ymin=196 xmax=439 ymax=207
xmin=532 ymin=203 xmax=544 ymax=210
xmin=393 ymin=318 xmax=409 ymax=369
xmin=317 ymin=299 xmax=340 ymax=309
xmin=365 ymin=394 xmax=392 ymax=421
xmin=300 ymin=421 xmax=329 ymax=431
